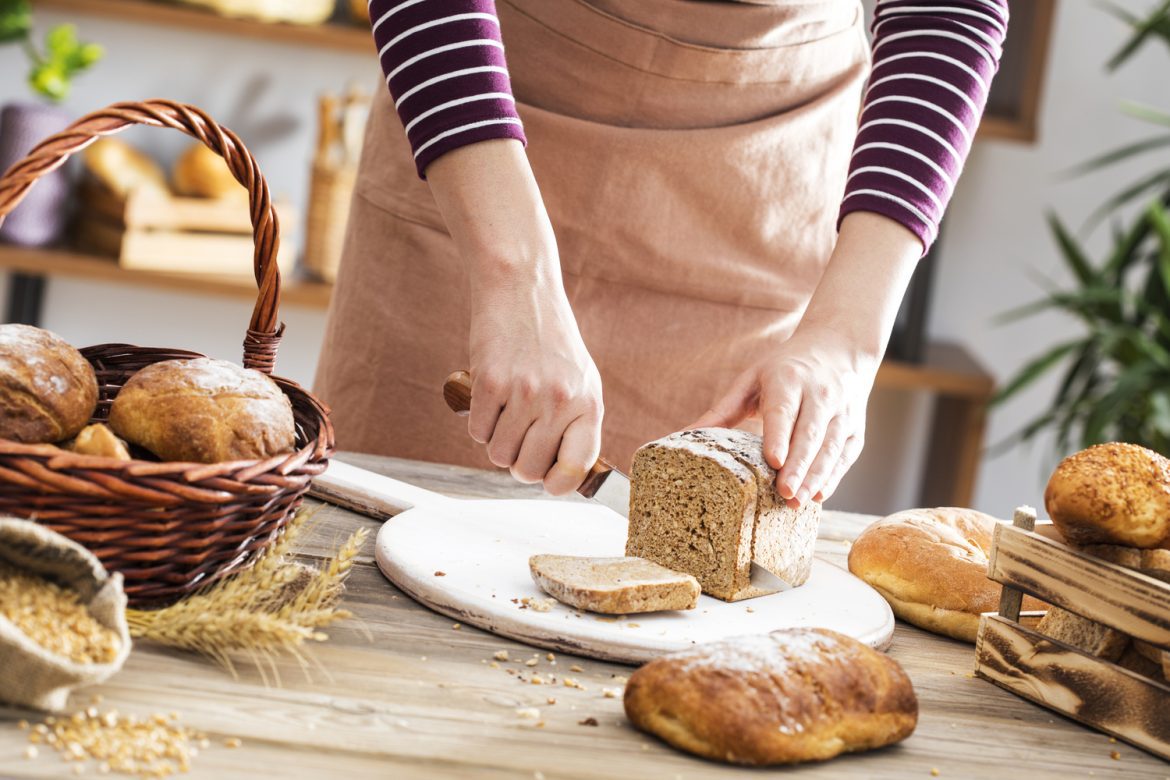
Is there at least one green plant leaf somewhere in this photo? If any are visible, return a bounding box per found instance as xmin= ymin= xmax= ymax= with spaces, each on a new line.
xmin=1083 ymin=364 xmax=1153 ymax=445
xmin=1086 ymin=171 xmax=1170 ymax=228
xmin=1049 ymin=213 xmax=1098 ymax=286
xmin=43 ymin=23 xmax=77 ymax=57
xmin=1066 ymin=134 xmax=1170 ymax=178
xmin=1148 ymin=202 xmax=1170 ymax=301
xmin=1107 ymin=0 xmax=1170 ymax=70
xmin=1120 ymin=101 xmax=1170 ymax=127
xmin=1104 ymin=209 xmax=1154 ymax=282
xmin=0 ymin=0 xmax=32 ymax=43
xmin=992 ymin=339 xmax=1086 ymax=405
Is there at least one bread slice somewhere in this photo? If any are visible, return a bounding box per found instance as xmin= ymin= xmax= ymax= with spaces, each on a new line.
xmin=1036 ymin=606 xmax=1129 ymax=662
xmin=685 ymin=429 xmax=819 ymax=587
xmin=1130 ymin=639 xmax=1170 ymax=682
xmin=528 ymin=555 xmax=700 ymax=614
xmin=626 ymin=428 xmax=819 ymax=602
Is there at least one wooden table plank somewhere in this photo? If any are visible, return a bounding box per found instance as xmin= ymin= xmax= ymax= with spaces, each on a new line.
xmin=2 ymin=455 xmax=1166 ymax=779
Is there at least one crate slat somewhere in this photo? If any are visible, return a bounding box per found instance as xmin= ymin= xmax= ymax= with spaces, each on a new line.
xmin=976 ymin=614 xmax=1170 ymax=760
xmin=988 ymin=523 xmax=1170 ymax=648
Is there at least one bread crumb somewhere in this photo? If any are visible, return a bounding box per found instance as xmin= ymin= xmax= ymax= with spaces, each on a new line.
xmin=570 ymin=664 xmax=583 ymax=672
xmin=535 ymin=721 xmax=545 ymax=728
xmin=602 ymin=688 xmax=621 ymax=698
xmin=531 ymin=599 xmax=554 ymax=613
xmin=525 ymin=658 xmax=539 ymax=667
xmin=930 ymin=770 xmax=939 ymax=777
xmin=516 ymin=708 xmax=541 ymax=719
xmin=1109 ymin=738 xmax=1117 ymax=743
xmin=23 ymin=745 xmax=37 ymax=759
xmin=563 ymin=678 xmax=586 ymax=690
xmin=452 ymin=623 xmax=461 ymax=630
xmin=506 ymin=668 xmax=517 ymax=676
xmin=224 ymin=737 xmax=242 ymax=748
xmin=578 ymin=717 xmax=599 ymax=727
xmin=611 ymin=675 xmax=628 ymax=684
xmin=746 ymin=607 xmax=755 ymax=613
xmin=546 ymin=697 xmax=557 ymax=705
xmin=627 ymin=623 xmax=641 ymax=629
xmin=531 ymin=675 xmax=545 ymax=685
xmin=546 ymin=653 xmax=555 ymax=661
xmin=434 ymin=571 xmax=446 ymax=577
xmin=493 ymin=650 xmax=509 ymax=661
xmin=1111 ymin=751 xmax=1121 ymax=760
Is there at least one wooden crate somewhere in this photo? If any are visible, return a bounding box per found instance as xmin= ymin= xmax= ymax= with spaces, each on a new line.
xmin=975 ymin=509 xmax=1170 ymax=760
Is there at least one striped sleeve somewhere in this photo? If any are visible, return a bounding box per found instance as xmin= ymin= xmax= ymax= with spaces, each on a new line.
xmin=368 ymin=0 xmax=526 ymax=178
xmin=839 ymin=0 xmax=1009 ymax=252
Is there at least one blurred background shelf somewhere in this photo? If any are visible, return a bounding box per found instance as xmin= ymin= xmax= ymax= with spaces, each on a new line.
xmin=0 ymin=245 xmax=333 ymax=310
xmin=34 ymin=0 xmax=372 ymax=53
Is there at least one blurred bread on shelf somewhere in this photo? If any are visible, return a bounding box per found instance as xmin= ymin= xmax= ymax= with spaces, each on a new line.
xmin=173 ymin=143 xmax=247 ymax=200
xmin=178 ymin=0 xmax=335 ymax=25
xmin=82 ymin=138 xmax=169 ymax=198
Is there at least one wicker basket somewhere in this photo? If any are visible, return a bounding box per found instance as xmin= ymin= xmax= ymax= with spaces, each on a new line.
xmin=0 ymin=100 xmax=335 ymax=607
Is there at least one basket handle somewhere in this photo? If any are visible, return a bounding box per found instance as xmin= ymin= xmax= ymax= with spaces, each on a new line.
xmin=0 ymin=99 xmax=284 ymax=373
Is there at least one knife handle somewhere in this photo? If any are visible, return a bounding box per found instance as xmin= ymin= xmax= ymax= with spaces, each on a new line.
xmin=442 ymin=370 xmax=618 ymax=491
xmin=443 ymin=370 xmax=473 ymax=416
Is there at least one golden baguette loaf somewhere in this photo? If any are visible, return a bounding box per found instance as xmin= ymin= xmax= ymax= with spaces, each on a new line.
xmin=1045 ymin=443 xmax=1170 ymax=549
xmin=847 ymin=507 xmax=1045 ymax=643
xmin=623 ymin=629 xmax=917 ymax=765
xmin=109 ymin=358 xmax=294 ymax=463
xmin=0 ymin=324 xmax=98 ymax=444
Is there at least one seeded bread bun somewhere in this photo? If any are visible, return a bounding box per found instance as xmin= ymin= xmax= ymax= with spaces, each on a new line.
xmin=847 ymin=507 xmax=1044 ymax=643
xmin=624 ymin=629 xmax=917 ymax=765
xmin=1045 ymin=443 xmax=1170 ymax=549
xmin=108 ymin=358 xmax=295 ymax=463
xmin=0 ymin=324 xmax=98 ymax=444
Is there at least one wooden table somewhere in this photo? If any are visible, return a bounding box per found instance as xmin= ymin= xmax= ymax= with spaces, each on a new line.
xmin=4 ymin=454 xmax=1154 ymax=779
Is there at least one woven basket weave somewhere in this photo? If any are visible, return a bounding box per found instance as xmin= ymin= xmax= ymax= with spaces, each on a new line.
xmin=0 ymin=100 xmax=335 ymax=607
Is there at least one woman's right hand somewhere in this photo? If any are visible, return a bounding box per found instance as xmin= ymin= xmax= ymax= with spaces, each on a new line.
xmin=426 ymin=139 xmax=604 ymax=496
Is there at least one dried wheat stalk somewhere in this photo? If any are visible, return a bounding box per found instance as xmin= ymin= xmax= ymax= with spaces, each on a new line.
xmin=126 ymin=508 xmax=368 ymax=681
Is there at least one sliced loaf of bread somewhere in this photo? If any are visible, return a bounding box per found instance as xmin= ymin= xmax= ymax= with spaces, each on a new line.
xmin=626 ymin=428 xmax=820 ymax=602
xmin=528 ymin=555 xmax=700 ymax=614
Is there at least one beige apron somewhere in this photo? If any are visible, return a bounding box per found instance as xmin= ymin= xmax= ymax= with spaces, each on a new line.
xmin=314 ymin=0 xmax=869 ymax=472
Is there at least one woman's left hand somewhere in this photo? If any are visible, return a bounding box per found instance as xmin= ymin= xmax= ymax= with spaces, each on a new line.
xmin=688 ymin=211 xmax=925 ymax=508
xmin=689 ymin=328 xmax=878 ymax=507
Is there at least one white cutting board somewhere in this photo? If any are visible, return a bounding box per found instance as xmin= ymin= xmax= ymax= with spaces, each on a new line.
xmin=314 ymin=461 xmax=894 ymax=664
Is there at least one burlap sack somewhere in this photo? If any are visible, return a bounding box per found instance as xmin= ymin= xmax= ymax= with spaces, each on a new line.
xmin=0 ymin=517 xmax=132 ymax=711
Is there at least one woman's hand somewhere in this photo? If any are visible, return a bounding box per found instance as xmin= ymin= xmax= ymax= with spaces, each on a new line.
xmin=426 ymin=140 xmax=603 ymax=496
xmin=690 ymin=330 xmax=876 ymax=507
xmin=690 ymin=212 xmax=924 ymax=506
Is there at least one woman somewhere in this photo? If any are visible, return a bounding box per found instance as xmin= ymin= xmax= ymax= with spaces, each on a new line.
xmin=315 ymin=0 xmax=1007 ymax=507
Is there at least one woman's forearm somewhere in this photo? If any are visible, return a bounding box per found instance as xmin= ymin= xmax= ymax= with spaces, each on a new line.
xmin=796 ymin=211 xmax=922 ymax=367
xmin=424 ymin=138 xmax=559 ymax=285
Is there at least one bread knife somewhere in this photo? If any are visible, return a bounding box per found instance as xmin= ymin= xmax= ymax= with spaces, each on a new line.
xmin=442 ymin=371 xmax=793 ymax=592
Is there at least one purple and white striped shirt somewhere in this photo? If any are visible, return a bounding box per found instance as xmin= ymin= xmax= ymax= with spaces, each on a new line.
xmin=368 ymin=0 xmax=1008 ymax=251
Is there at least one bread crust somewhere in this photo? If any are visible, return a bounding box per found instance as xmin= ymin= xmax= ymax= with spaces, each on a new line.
xmin=848 ymin=507 xmax=1043 ymax=643
xmin=627 ymin=434 xmax=757 ymax=601
xmin=686 ymin=428 xmax=819 ymax=588
xmin=528 ymin=555 xmax=700 ymax=614
xmin=0 ymin=324 xmax=98 ymax=444
xmin=1045 ymin=443 xmax=1170 ymax=548
xmin=623 ymin=629 xmax=917 ymax=765
xmin=108 ymin=358 xmax=295 ymax=463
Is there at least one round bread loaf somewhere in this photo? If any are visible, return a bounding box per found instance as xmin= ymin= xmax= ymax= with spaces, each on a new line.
xmin=1045 ymin=443 xmax=1170 ymax=549
xmin=847 ymin=507 xmax=1044 ymax=643
xmin=108 ymin=358 xmax=295 ymax=463
xmin=0 ymin=324 xmax=98 ymax=444
xmin=623 ymin=629 xmax=917 ymax=765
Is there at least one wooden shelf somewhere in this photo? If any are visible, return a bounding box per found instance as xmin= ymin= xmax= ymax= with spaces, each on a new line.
xmin=34 ymin=0 xmax=372 ymax=53
xmin=0 ymin=245 xmax=334 ymax=309
xmin=876 ymin=342 xmax=994 ymax=399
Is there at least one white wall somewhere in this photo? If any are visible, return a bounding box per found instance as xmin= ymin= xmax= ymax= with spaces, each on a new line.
xmin=0 ymin=3 xmax=1162 ymax=517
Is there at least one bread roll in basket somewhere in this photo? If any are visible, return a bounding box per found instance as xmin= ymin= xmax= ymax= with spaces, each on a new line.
xmin=0 ymin=100 xmax=334 ymax=606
